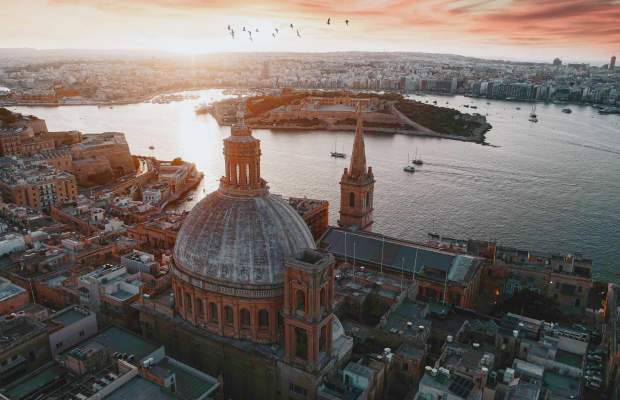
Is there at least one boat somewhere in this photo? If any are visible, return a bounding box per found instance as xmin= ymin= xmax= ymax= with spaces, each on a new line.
xmin=470 ymin=105 xmax=478 ymax=109
xmin=516 ymin=107 xmax=521 ymax=110
xmin=403 ymin=153 xmax=416 ymax=173
xmin=529 ymin=104 xmax=538 ymax=122
xmin=486 ymin=102 xmax=491 ymax=105
xmin=330 ymin=137 xmax=346 ymax=158
xmin=562 ymin=108 xmax=572 ymax=114
xmin=463 ymin=105 xmax=470 ymax=108
xmin=412 ymin=148 xmax=424 ymax=166
xmin=148 ymin=145 xmax=155 ymax=150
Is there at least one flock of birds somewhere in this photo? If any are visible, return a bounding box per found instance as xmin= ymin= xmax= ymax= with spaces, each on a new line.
xmin=227 ymin=17 xmax=350 ymax=41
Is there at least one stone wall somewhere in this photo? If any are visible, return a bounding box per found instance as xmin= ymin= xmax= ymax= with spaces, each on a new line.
xmin=138 ymin=307 xmax=280 ymax=400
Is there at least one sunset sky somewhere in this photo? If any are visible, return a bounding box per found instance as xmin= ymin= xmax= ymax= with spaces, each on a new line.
xmin=2 ymin=0 xmax=619 ymax=63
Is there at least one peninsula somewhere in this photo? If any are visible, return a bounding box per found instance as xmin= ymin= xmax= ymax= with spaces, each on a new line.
xmin=205 ymin=90 xmax=492 ymax=143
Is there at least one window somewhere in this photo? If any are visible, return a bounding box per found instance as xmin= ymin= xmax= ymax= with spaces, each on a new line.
xmin=320 ymin=286 xmax=326 ymax=310
xmin=209 ymin=303 xmax=218 ymax=323
xmin=240 ymin=309 xmax=251 ymax=329
xmin=258 ymin=309 xmax=269 ymax=328
xmin=196 ymin=298 xmax=204 ymax=319
xmin=224 ymin=305 xmax=234 ymax=325
xmin=295 ymin=327 xmax=308 ymax=360
xmin=575 ymin=298 xmax=581 ymax=307
xmin=56 ymin=341 xmax=63 ymax=349
xmin=348 ymin=192 xmax=355 ymax=207
xmin=289 ymin=383 xmax=308 ymax=398
xmin=366 ymin=192 xmax=371 ymax=208
xmin=185 ymin=293 xmax=192 ymax=314
xmin=79 ymin=330 xmax=85 ymax=337
xmin=296 ymin=290 xmax=305 ymax=313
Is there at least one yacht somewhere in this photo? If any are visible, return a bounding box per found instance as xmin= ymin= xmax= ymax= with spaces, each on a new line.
xmin=562 ymin=108 xmax=572 ymax=114
xmin=403 ymin=153 xmax=416 ymax=173
xmin=330 ymin=137 xmax=346 ymax=158
xmin=412 ymin=148 xmax=424 ymax=166
xmin=529 ymin=104 xmax=538 ymax=122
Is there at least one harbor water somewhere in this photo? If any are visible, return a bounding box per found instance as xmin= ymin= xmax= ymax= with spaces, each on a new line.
xmin=9 ymin=89 xmax=620 ymax=283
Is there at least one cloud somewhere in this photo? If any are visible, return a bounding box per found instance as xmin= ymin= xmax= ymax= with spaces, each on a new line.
xmin=12 ymin=0 xmax=620 ymax=58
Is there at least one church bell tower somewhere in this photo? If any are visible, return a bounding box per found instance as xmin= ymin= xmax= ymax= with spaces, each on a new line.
xmin=338 ymin=102 xmax=375 ymax=231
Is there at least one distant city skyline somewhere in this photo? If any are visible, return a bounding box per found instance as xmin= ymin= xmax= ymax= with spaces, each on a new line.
xmin=1 ymin=0 xmax=618 ymax=64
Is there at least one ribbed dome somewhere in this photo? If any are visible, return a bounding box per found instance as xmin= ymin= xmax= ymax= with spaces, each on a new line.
xmin=173 ymin=190 xmax=316 ymax=287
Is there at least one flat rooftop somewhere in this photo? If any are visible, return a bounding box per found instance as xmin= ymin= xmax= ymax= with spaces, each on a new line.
xmin=0 ymin=277 xmax=26 ymax=301
xmin=81 ymin=326 xmax=160 ymax=362
xmin=151 ymin=357 xmax=219 ymax=399
xmin=1 ymin=363 xmax=66 ymax=400
xmin=51 ymin=306 xmax=91 ymax=326
xmin=107 ymin=377 xmax=175 ymax=400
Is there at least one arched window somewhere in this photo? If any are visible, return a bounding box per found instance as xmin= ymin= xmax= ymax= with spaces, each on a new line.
xmin=245 ymin=163 xmax=250 ymax=185
xmin=224 ymin=305 xmax=234 ymax=325
xmin=258 ymin=309 xmax=269 ymax=328
xmin=366 ymin=192 xmax=371 ymax=208
xmin=296 ymin=290 xmax=306 ymax=313
xmin=240 ymin=309 xmax=251 ymax=329
xmin=320 ymin=286 xmax=326 ymax=310
xmin=235 ymin=164 xmax=240 ymax=184
xmin=209 ymin=303 xmax=218 ymax=323
xmin=349 ymin=192 xmax=355 ymax=207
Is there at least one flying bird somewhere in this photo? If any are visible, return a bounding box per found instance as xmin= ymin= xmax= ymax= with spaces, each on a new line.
xmin=327 ymin=17 xmax=331 ymax=25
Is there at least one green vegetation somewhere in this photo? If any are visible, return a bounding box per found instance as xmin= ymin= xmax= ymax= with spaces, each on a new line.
xmin=491 ymin=289 xmax=570 ymax=323
xmin=395 ymin=100 xmax=484 ymax=137
xmin=0 ymin=107 xmax=17 ymax=124
xmin=246 ymin=93 xmax=308 ymax=117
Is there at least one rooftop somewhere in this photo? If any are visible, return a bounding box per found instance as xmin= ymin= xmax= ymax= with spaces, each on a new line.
xmin=0 ymin=276 xmax=26 ymax=301
xmin=80 ymin=326 xmax=160 ymax=362
xmin=0 ymin=316 xmax=48 ymax=353
xmin=107 ymin=377 xmax=175 ymax=400
xmin=50 ymin=305 xmax=92 ymax=327
xmin=150 ymin=357 xmax=220 ymax=399
xmin=319 ymin=228 xmax=481 ymax=284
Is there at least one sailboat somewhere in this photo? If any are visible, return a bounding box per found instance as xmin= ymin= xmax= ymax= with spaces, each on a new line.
xmin=403 ymin=153 xmax=416 ymax=173
xmin=330 ymin=136 xmax=346 ymax=158
xmin=412 ymin=148 xmax=424 ymax=166
xmin=529 ymin=103 xmax=538 ymax=122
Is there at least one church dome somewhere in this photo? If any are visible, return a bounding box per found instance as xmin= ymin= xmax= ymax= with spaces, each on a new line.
xmin=173 ymin=120 xmax=315 ymax=289
xmin=174 ymin=190 xmax=315 ymax=287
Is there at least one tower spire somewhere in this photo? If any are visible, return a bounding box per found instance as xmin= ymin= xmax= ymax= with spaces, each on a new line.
xmin=348 ymin=102 xmax=367 ymax=178
xmin=338 ymin=100 xmax=375 ymax=231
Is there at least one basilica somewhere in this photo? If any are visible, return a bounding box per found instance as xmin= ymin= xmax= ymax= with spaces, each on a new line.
xmin=138 ymin=104 xmax=374 ymax=399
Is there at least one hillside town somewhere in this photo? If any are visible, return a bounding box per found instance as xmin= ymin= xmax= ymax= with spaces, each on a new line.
xmin=0 ymin=102 xmax=617 ymax=400
xmin=0 ymin=52 xmax=617 ymax=111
